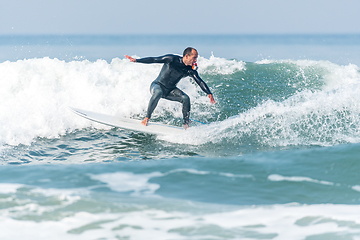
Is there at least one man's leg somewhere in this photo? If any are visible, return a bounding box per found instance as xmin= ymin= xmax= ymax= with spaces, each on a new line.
xmin=143 ymin=82 xmax=163 ymax=126
xmin=165 ymin=88 xmax=190 ymax=127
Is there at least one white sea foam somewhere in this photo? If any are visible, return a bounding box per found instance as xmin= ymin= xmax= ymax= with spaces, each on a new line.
xmin=0 ymin=170 xmax=359 ymax=240
xmin=89 ymin=169 xmax=254 ymax=199
xmin=198 ymin=54 xmax=246 ymax=74
xmin=167 ymin=168 xmax=211 ymax=175
xmin=0 ymin=183 xmax=24 ymax=194
xmin=351 ymin=185 xmax=360 ymax=192
xmin=268 ymin=174 xmax=334 ymax=186
xmin=1 ymin=203 xmax=360 ymax=240
xmin=90 ymin=171 xmax=163 ymax=195
xmin=166 ymin=168 xmax=254 ymax=179
xmin=30 ymin=187 xmax=87 ymax=201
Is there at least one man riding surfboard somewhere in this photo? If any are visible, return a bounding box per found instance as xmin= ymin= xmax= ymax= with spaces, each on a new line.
xmin=125 ymin=47 xmax=215 ymax=129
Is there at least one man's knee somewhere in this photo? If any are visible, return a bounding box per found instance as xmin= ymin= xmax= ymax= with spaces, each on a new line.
xmin=153 ymin=89 xmax=162 ymax=99
xmin=181 ymin=94 xmax=190 ymax=104
xmin=150 ymin=87 xmax=163 ymax=100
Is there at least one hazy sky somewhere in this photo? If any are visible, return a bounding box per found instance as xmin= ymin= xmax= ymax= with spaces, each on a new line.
xmin=1 ymin=0 xmax=360 ymax=35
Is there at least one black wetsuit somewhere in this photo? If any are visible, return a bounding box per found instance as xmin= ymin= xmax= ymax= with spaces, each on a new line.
xmin=136 ymin=54 xmax=212 ymax=125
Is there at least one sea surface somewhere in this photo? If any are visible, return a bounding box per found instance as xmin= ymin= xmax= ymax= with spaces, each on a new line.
xmin=1 ymin=34 xmax=360 ymax=239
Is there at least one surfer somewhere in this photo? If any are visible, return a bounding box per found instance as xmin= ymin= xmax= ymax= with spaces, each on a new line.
xmin=125 ymin=47 xmax=215 ymax=129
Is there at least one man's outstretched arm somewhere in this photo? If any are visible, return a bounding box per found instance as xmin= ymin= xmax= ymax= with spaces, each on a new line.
xmin=125 ymin=54 xmax=173 ymax=64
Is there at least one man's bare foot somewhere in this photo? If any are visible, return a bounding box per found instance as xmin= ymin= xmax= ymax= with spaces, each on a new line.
xmin=183 ymin=124 xmax=189 ymax=130
xmin=141 ymin=117 xmax=149 ymax=126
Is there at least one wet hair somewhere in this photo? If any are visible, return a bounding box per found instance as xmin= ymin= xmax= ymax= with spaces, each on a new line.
xmin=183 ymin=47 xmax=197 ymax=57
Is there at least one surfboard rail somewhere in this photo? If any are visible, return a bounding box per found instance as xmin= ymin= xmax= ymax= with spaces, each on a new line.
xmin=70 ymin=107 xmax=184 ymax=135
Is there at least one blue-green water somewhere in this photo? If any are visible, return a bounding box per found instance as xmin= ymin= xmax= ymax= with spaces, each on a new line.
xmin=1 ymin=35 xmax=360 ymax=239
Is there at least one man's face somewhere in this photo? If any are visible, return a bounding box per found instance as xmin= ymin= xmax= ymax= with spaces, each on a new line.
xmin=183 ymin=49 xmax=198 ymax=66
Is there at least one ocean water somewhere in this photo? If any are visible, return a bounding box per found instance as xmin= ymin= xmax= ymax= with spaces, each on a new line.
xmin=1 ymin=34 xmax=360 ymax=239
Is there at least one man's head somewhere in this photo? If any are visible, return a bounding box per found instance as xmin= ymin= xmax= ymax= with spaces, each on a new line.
xmin=182 ymin=47 xmax=198 ymax=66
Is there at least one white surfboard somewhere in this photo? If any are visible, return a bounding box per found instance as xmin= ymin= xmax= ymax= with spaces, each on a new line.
xmin=70 ymin=107 xmax=184 ymax=135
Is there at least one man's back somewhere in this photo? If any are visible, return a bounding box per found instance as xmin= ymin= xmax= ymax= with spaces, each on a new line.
xmin=137 ymin=54 xmax=191 ymax=90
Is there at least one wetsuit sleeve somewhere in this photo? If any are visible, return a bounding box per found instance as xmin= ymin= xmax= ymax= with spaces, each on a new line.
xmin=136 ymin=54 xmax=174 ymax=64
xmin=190 ymin=70 xmax=212 ymax=95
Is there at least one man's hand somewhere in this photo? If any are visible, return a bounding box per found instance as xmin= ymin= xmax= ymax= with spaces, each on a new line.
xmin=125 ymin=55 xmax=136 ymax=62
xmin=208 ymin=94 xmax=215 ymax=104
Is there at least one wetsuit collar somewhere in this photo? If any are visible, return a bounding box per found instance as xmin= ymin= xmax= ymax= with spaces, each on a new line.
xmin=180 ymin=57 xmax=185 ymax=65
xmin=180 ymin=57 xmax=192 ymax=69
